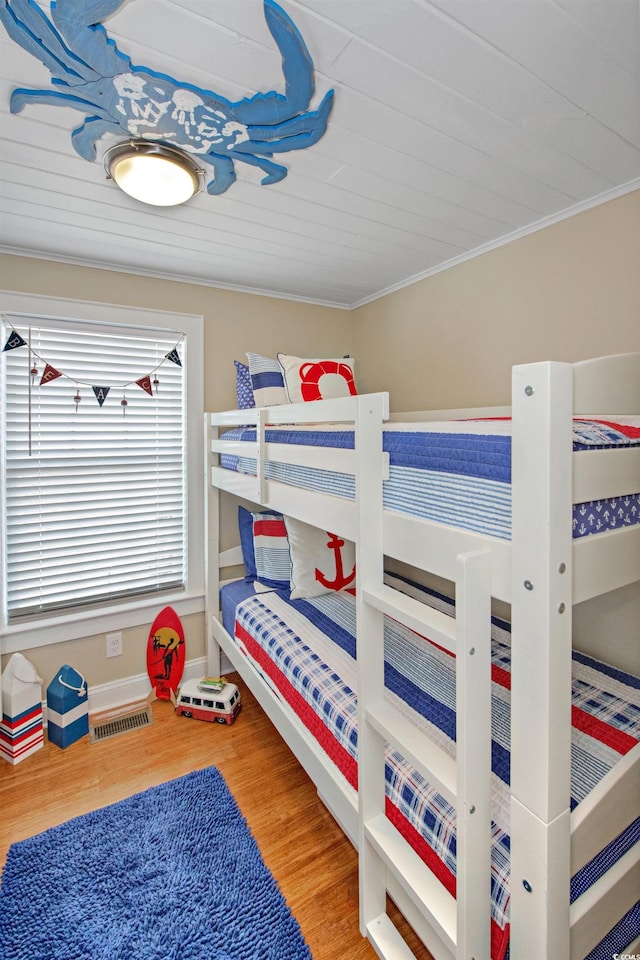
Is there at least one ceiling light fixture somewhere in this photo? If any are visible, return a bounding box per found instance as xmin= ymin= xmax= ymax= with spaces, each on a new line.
xmin=103 ymin=140 xmax=204 ymax=207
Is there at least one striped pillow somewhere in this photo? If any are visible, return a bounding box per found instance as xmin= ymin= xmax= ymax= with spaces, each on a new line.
xmin=238 ymin=507 xmax=291 ymax=589
xmin=246 ymin=353 xmax=288 ymax=407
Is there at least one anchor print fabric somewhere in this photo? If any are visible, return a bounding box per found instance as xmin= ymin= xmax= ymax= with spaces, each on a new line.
xmin=284 ymin=516 xmax=356 ymax=599
xmin=573 ymin=495 xmax=640 ymax=537
xmin=234 ymin=360 xmax=255 ymax=410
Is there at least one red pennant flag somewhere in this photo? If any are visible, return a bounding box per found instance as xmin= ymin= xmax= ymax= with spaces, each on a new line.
xmin=40 ymin=364 xmax=62 ymax=385
xmin=136 ymin=375 xmax=153 ymax=396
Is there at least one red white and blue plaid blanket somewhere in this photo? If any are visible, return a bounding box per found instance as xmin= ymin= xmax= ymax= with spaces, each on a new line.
xmin=229 ymin=577 xmax=640 ymax=960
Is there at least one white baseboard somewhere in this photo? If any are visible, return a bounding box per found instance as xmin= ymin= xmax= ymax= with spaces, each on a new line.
xmin=87 ymin=656 xmax=208 ymax=715
xmin=35 ymin=654 xmax=235 ymax=724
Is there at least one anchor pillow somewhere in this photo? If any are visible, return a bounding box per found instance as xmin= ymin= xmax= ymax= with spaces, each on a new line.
xmin=284 ymin=516 xmax=356 ymax=600
xmin=278 ymin=354 xmax=357 ymax=404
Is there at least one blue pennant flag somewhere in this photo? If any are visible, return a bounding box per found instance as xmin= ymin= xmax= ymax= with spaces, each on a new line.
xmin=92 ymin=385 xmax=110 ymax=407
xmin=165 ymin=349 xmax=182 ymax=367
xmin=3 ymin=330 xmax=27 ymax=352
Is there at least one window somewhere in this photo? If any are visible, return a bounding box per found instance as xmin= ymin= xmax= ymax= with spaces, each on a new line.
xmin=1 ymin=292 xmax=204 ymax=650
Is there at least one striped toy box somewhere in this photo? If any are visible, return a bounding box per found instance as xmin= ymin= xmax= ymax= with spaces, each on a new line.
xmin=0 ymin=653 xmax=44 ymax=765
xmin=46 ymin=666 xmax=89 ymax=749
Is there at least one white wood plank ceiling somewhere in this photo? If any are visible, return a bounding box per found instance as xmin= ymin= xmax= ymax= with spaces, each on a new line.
xmin=1 ymin=0 xmax=638 ymax=308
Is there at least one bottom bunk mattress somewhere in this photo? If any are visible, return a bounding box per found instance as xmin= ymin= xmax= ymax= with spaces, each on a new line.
xmin=222 ymin=577 xmax=640 ymax=960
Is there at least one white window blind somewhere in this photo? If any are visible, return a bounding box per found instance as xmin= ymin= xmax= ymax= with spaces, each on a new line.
xmin=2 ymin=315 xmax=186 ymax=623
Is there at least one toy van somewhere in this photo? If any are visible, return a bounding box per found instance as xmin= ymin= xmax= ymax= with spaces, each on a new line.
xmin=175 ymin=678 xmax=241 ymax=725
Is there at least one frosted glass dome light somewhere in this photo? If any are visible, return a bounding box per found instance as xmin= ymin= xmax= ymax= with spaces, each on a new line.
xmin=104 ymin=141 xmax=203 ymax=207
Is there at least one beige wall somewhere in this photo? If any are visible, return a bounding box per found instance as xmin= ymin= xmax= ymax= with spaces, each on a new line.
xmin=353 ymin=191 xmax=640 ymax=411
xmin=0 ymin=256 xmax=352 ymax=695
xmin=2 ymin=190 xmax=638 ymax=693
xmin=353 ymin=191 xmax=640 ymax=672
xmin=0 ymin=256 xmax=353 ymax=411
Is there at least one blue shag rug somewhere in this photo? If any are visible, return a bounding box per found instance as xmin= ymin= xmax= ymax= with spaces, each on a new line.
xmin=0 ymin=766 xmax=313 ymax=960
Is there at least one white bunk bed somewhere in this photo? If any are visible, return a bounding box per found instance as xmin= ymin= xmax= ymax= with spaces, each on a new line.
xmin=204 ymin=354 xmax=640 ymax=960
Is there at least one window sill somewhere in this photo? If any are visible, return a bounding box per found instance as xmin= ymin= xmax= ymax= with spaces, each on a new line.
xmin=0 ymin=592 xmax=205 ymax=655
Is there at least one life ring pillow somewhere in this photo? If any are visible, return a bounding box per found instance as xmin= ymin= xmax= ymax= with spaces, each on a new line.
xmin=299 ymin=361 xmax=357 ymax=402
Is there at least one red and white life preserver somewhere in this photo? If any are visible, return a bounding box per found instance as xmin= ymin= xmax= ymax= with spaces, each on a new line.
xmin=299 ymin=361 xmax=357 ymax=402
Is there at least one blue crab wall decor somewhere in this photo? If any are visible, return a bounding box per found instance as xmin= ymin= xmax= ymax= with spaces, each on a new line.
xmin=0 ymin=0 xmax=334 ymax=196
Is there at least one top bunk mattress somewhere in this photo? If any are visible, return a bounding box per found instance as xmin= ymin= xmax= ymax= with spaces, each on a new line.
xmin=218 ymin=417 xmax=640 ymax=540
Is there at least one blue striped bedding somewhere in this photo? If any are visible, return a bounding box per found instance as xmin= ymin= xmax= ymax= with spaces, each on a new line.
xmin=218 ymin=417 xmax=640 ymax=540
xmin=223 ymin=573 xmax=640 ymax=959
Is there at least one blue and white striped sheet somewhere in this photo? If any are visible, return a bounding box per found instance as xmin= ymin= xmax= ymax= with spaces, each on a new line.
xmin=218 ymin=418 xmax=640 ymax=541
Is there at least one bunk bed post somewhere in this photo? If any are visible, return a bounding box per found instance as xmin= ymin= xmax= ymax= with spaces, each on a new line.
xmin=455 ymin=548 xmax=492 ymax=959
xmin=204 ymin=413 xmax=221 ymax=676
xmin=510 ymin=362 xmax=574 ymax=958
xmin=355 ymin=394 xmax=389 ymax=942
xmin=256 ymin=407 xmax=266 ymax=503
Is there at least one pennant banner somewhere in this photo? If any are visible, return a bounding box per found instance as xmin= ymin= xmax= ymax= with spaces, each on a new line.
xmin=40 ymin=364 xmax=62 ymax=385
xmin=3 ymin=331 xmax=27 ymax=352
xmin=92 ymin=385 xmax=110 ymax=407
xmin=136 ymin=375 xmax=153 ymax=396
xmin=2 ymin=322 xmax=184 ymax=412
xmin=165 ymin=349 xmax=181 ymax=367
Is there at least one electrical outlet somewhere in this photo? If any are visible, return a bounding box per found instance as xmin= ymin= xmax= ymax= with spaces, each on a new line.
xmin=106 ymin=631 xmax=123 ymax=658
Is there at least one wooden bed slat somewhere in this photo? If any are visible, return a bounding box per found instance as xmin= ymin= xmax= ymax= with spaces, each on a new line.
xmin=364 ymin=813 xmax=457 ymax=953
xmin=570 ymin=742 xmax=640 ymax=874
xmin=366 ymin=913 xmax=419 ymax=960
xmin=573 ymin=446 xmax=640 ymax=503
xmin=365 ymin=700 xmax=456 ymax=804
xmin=362 ymin=584 xmax=455 ymax=652
xmin=570 ymin=843 xmax=640 ymax=960
xmin=573 ymin=525 xmax=640 ymax=603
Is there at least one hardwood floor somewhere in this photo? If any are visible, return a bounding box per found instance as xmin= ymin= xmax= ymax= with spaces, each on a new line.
xmin=0 ymin=673 xmax=433 ymax=960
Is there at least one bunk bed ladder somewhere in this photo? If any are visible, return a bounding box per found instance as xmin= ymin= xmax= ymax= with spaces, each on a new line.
xmin=355 ymin=396 xmax=493 ymax=960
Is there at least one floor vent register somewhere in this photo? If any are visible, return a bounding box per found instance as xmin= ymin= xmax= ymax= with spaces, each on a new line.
xmin=89 ymin=705 xmax=154 ymax=743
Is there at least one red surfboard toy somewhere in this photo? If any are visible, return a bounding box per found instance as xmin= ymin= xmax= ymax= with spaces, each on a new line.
xmin=146 ymin=606 xmax=185 ymax=702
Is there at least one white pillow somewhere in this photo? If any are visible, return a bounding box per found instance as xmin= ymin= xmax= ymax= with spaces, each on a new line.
xmin=278 ymin=354 xmax=357 ymax=404
xmin=284 ymin=516 xmax=356 ymax=599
